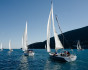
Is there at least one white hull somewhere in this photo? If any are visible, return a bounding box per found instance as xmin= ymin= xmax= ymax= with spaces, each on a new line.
xmin=77 ymin=49 xmax=84 ymax=51
xmin=8 ymin=50 xmax=13 ymax=53
xmin=49 ymin=53 xmax=77 ymax=62
xmin=24 ymin=52 xmax=34 ymax=56
xmin=10 ymin=49 xmax=13 ymax=51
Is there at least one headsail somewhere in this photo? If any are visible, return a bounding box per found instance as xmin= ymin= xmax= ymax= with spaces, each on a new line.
xmin=51 ymin=3 xmax=64 ymax=50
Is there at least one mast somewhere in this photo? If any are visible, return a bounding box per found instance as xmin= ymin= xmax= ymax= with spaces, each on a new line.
xmin=22 ymin=36 xmax=23 ymax=50
xmin=25 ymin=21 xmax=28 ymax=50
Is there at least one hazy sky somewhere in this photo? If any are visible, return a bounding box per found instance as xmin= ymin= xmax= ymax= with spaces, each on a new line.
xmin=0 ymin=0 xmax=88 ymax=49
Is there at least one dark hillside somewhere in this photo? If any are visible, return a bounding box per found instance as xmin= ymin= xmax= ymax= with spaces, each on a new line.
xmin=28 ymin=26 xmax=88 ymax=49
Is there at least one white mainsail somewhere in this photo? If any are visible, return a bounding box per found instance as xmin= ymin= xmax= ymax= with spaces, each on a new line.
xmin=45 ymin=44 xmax=46 ymax=49
xmin=51 ymin=3 xmax=64 ymax=50
xmin=77 ymin=41 xmax=79 ymax=49
xmin=9 ymin=40 xmax=11 ymax=50
xmin=47 ymin=7 xmax=52 ymax=52
xmin=1 ymin=43 xmax=3 ymax=50
xmin=79 ymin=42 xmax=81 ymax=49
xmin=22 ymin=21 xmax=28 ymax=51
xmin=22 ymin=36 xmax=23 ymax=49
xmin=77 ymin=40 xmax=81 ymax=50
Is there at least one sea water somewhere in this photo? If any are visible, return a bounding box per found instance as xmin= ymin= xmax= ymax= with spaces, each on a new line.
xmin=0 ymin=49 xmax=88 ymax=70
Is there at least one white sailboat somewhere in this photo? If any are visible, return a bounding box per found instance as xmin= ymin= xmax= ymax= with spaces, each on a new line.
xmin=45 ymin=44 xmax=46 ymax=49
xmin=46 ymin=2 xmax=77 ymax=62
xmin=22 ymin=21 xmax=34 ymax=56
xmin=9 ymin=40 xmax=13 ymax=51
xmin=0 ymin=43 xmax=3 ymax=51
xmin=77 ymin=40 xmax=83 ymax=50
xmin=22 ymin=36 xmax=23 ymax=47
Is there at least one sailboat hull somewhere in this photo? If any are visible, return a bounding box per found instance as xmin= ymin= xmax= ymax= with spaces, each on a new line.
xmin=49 ymin=53 xmax=77 ymax=62
xmin=50 ymin=55 xmax=67 ymax=62
xmin=24 ymin=51 xmax=35 ymax=56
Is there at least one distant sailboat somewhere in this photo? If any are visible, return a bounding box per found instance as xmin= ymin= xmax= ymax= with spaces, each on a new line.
xmin=22 ymin=36 xmax=23 ymax=50
xmin=22 ymin=21 xmax=34 ymax=56
xmin=77 ymin=40 xmax=83 ymax=50
xmin=46 ymin=2 xmax=77 ymax=62
xmin=45 ymin=44 xmax=46 ymax=49
xmin=0 ymin=43 xmax=3 ymax=51
xmin=9 ymin=40 xmax=13 ymax=51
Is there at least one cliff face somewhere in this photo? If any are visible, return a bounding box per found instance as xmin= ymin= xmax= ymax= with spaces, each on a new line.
xmin=28 ymin=26 xmax=88 ymax=49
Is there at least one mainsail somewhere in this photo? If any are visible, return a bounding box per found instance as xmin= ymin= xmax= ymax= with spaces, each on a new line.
xmin=22 ymin=21 xmax=28 ymax=51
xmin=47 ymin=7 xmax=52 ymax=52
xmin=22 ymin=36 xmax=23 ymax=49
xmin=77 ymin=40 xmax=81 ymax=50
xmin=9 ymin=40 xmax=11 ymax=50
xmin=0 ymin=43 xmax=2 ymax=50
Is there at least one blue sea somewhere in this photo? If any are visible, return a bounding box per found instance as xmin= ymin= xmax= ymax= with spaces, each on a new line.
xmin=0 ymin=49 xmax=88 ymax=70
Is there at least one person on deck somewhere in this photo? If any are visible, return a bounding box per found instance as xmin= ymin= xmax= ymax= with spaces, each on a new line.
xmin=54 ymin=51 xmax=57 ymax=56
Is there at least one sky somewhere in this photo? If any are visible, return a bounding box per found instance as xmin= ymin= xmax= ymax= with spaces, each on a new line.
xmin=0 ymin=0 xmax=88 ymax=49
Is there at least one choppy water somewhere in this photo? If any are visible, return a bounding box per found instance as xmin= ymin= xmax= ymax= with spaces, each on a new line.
xmin=0 ymin=49 xmax=88 ymax=70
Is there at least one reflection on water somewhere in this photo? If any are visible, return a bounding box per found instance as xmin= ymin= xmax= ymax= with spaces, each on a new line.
xmin=17 ymin=54 xmax=35 ymax=70
xmin=8 ymin=51 xmax=12 ymax=55
xmin=44 ymin=59 xmax=61 ymax=70
xmin=44 ymin=58 xmax=78 ymax=70
xmin=0 ymin=49 xmax=88 ymax=70
xmin=18 ymin=55 xmax=29 ymax=70
xmin=69 ymin=62 xmax=78 ymax=70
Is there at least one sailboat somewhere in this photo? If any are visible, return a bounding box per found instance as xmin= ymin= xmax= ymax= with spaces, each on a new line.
xmin=45 ymin=44 xmax=46 ymax=49
xmin=22 ymin=21 xmax=34 ymax=56
xmin=77 ymin=40 xmax=83 ymax=50
xmin=0 ymin=43 xmax=3 ymax=51
xmin=46 ymin=2 xmax=77 ymax=62
xmin=9 ymin=40 xmax=13 ymax=51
